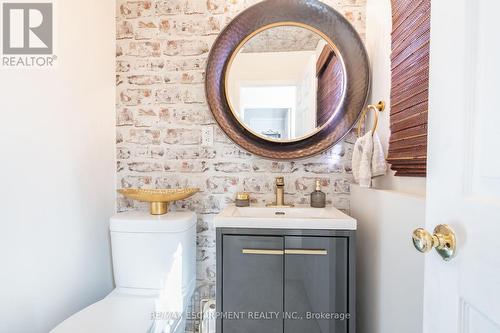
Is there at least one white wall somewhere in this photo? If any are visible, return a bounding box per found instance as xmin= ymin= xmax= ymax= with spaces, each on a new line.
xmin=351 ymin=186 xmax=425 ymax=333
xmin=0 ymin=1 xmax=116 ymax=332
xmin=352 ymin=0 xmax=427 ymax=332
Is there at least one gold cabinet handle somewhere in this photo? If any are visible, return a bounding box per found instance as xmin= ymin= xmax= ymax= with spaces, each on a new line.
xmin=412 ymin=224 xmax=456 ymax=261
xmin=241 ymin=249 xmax=328 ymax=256
xmin=284 ymin=249 xmax=328 ymax=255
xmin=241 ymin=249 xmax=284 ymax=255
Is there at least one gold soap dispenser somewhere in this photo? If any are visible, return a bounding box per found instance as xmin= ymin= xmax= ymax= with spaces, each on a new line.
xmin=310 ymin=180 xmax=326 ymax=208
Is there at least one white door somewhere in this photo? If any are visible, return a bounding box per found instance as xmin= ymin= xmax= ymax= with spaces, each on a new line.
xmin=424 ymin=0 xmax=500 ymax=332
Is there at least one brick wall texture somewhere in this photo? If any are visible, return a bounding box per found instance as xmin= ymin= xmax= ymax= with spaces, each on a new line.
xmin=116 ymin=1 xmax=365 ymax=331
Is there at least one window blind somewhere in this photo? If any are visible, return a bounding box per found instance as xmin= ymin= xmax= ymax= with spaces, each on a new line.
xmin=388 ymin=0 xmax=430 ymax=177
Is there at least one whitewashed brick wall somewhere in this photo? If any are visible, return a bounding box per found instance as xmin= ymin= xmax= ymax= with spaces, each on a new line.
xmin=116 ymin=1 xmax=365 ymax=331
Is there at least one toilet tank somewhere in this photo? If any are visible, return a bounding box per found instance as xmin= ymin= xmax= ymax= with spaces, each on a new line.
xmin=110 ymin=211 xmax=196 ymax=292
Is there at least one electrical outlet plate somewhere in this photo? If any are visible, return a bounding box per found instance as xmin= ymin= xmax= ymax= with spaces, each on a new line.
xmin=202 ymin=126 xmax=214 ymax=146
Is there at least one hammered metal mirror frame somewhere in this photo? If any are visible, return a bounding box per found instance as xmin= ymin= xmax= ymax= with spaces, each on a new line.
xmin=205 ymin=0 xmax=370 ymax=160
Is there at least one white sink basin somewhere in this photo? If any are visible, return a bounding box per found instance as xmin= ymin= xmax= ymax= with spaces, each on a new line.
xmin=214 ymin=205 xmax=356 ymax=230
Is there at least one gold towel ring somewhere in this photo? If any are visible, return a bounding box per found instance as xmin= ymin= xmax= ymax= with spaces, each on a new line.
xmin=357 ymin=101 xmax=385 ymax=137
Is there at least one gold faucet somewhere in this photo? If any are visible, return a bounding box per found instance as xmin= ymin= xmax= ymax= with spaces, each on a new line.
xmin=267 ymin=176 xmax=294 ymax=208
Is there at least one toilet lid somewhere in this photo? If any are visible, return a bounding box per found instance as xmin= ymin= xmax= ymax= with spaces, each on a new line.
xmin=51 ymin=289 xmax=185 ymax=333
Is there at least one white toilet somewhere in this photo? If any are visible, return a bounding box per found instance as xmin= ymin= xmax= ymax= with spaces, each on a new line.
xmin=51 ymin=211 xmax=197 ymax=333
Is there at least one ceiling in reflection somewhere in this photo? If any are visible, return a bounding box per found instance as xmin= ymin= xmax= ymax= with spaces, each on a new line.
xmin=241 ymin=26 xmax=322 ymax=53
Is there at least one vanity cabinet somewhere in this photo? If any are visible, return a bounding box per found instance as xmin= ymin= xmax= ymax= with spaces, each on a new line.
xmin=216 ymin=228 xmax=355 ymax=333
xmin=221 ymin=235 xmax=284 ymax=332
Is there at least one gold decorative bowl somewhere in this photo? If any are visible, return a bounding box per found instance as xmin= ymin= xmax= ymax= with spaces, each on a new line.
xmin=118 ymin=188 xmax=199 ymax=215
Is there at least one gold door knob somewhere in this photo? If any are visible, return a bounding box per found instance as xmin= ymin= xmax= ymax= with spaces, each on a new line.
xmin=412 ymin=224 xmax=456 ymax=261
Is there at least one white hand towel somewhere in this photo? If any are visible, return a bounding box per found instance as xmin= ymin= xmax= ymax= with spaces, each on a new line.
xmin=352 ymin=132 xmax=387 ymax=187
xmin=372 ymin=133 xmax=387 ymax=177
xmin=352 ymin=132 xmax=374 ymax=187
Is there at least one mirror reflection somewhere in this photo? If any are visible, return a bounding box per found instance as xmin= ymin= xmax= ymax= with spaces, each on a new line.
xmin=226 ymin=25 xmax=345 ymax=141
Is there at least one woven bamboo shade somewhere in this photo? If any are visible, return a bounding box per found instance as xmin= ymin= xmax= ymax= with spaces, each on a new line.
xmin=388 ymin=0 xmax=430 ymax=176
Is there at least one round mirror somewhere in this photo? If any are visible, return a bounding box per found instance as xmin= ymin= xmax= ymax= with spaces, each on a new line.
xmin=225 ymin=24 xmax=345 ymax=142
xmin=206 ymin=0 xmax=370 ymax=160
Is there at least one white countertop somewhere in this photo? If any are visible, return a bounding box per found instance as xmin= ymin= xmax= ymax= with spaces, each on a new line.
xmin=214 ymin=204 xmax=357 ymax=230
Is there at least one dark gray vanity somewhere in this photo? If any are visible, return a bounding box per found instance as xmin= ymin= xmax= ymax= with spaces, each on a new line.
xmin=207 ymin=0 xmax=366 ymax=328
xmin=215 ymin=206 xmax=357 ymax=333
